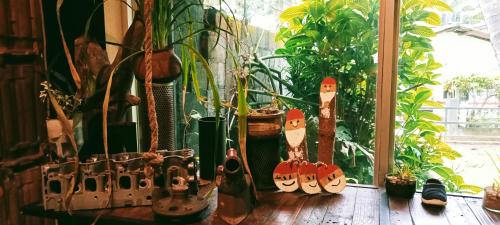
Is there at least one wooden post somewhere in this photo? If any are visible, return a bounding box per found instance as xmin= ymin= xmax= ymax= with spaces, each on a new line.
xmin=318 ymin=77 xmax=336 ymax=164
xmin=374 ymin=0 xmax=400 ymax=186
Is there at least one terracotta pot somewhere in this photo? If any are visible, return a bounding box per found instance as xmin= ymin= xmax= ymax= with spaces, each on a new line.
xmin=134 ymin=48 xmax=182 ymax=83
xmin=483 ymin=186 xmax=500 ymax=212
xmin=385 ymin=174 xmax=416 ymax=199
xmin=246 ymin=109 xmax=284 ymax=190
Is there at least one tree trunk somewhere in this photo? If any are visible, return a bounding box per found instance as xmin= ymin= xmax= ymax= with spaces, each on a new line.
xmin=479 ymin=0 xmax=500 ymax=67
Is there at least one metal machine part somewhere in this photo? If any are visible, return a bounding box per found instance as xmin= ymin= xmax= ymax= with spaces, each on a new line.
xmin=41 ymin=152 xmax=154 ymax=211
xmin=152 ymin=149 xmax=209 ymax=221
xmin=41 ymin=159 xmax=77 ymax=211
xmin=217 ymin=148 xmax=254 ymax=225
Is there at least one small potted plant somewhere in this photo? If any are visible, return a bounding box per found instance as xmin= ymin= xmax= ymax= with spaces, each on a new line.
xmin=385 ymin=164 xmax=417 ymax=198
xmin=40 ymin=81 xmax=80 ymax=158
xmin=483 ymin=153 xmax=500 ymax=212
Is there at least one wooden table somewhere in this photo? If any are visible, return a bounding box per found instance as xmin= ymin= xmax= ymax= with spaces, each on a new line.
xmin=22 ymin=185 xmax=499 ymax=225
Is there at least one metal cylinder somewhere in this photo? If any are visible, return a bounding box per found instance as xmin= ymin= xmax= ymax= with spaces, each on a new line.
xmin=138 ymin=81 xmax=176 ymax=151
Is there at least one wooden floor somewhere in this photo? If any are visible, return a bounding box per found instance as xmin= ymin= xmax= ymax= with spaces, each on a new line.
xmin=22 ymin=185 xmax=500 ymax=225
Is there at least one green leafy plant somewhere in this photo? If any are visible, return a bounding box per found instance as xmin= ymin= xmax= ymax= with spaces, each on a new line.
xmin=39 ymin=81 xmax=81 ymax=118
xmin=272 ymin=0 xmax=481 ymax=192
xmin=273 ymin=0 xmax=378 ymax=184
xmin=396 ymin=0 xmax=480 ymax=193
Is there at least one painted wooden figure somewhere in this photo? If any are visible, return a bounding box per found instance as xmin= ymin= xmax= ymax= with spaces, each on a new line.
xmin=298 ymin=161 xmax=321 ymax=194
xmin=318 ymin=77 xmax=337 ymax=164
xmin=285 ymin=109 xmax=308 ymax=161
xmin=273 ymin=160 xmax=300 ymax=192
xmin=317 ymin=162 xmax=346 ymax=193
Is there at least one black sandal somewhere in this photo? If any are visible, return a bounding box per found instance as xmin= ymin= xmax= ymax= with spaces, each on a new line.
xmin=421 ymin=178 xmax=447 ymax=206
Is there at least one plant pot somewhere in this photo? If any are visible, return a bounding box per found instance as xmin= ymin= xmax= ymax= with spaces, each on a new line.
xmin=483 ymin=186 xmax=500 ymax=212
xmin=138 ymin=82 xmax=176 ymax=152
xmin=198 ymin=117 xmax=226 ymax=181
xmin=134 ymin=48 xmax=182 ymax=83
xmin=46 ymin=119 xmax=73 ymax=158
xmin=246 ymin=109 xmax=284 ymax=190
xmin=385 ymin=174 xmax=416 ymax=199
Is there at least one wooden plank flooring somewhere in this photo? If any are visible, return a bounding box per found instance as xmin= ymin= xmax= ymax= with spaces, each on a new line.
xmin=22 ymin=185 xmax=500 ymax=225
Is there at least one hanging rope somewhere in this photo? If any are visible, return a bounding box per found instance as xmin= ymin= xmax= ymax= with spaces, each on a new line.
xmin=144 ymin=0 xmax=158 ymax=153
xmin=142 ymin=0 xmax=163 ymax=169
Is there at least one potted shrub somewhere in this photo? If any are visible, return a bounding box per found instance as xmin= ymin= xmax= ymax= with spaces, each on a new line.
xmin=483 ymin=153 xmax=500 ymax=212
xmin=40 ymin=81 xmax=80 ymax=159
xmin=385 ymin=164 xmax=417 ymax=198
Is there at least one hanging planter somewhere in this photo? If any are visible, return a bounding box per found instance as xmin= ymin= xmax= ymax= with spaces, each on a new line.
xmin=246 ymin=108 xmax=283 ymax=190
xmin=134 ymin=47 xmax=182 ymax=83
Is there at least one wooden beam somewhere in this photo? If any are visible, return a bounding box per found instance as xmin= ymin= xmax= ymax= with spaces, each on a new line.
xmin=374 ymin=0 xmax=400 ymax=186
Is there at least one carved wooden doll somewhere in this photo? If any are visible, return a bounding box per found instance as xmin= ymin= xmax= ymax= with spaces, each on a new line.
xmin=273 ymin=160 xmax=300 ymax=192
xmin=285 ymin=109 xmax=308 ymax=161
xmin=318 ymin=77 xmax=337 ymax=164
xmin=317 ymin=163 xmax=346 ymax=193
xmin=298 ymin=161 xmax=321 ymax=194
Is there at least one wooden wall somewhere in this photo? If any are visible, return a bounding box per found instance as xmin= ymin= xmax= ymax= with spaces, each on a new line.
xmin=0 ymin=0 xmax=53 ymax=224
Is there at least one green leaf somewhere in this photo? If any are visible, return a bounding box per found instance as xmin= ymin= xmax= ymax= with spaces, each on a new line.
xmin=431 ymin=166 xmax=454 ymax=179
xmin=459 ymin=184 xmax=483 ymax=193
xmin=420 ymin=111 xmax=441 ymax=121
xmin=424 ymin=12 xmax=442 ymax=26
xmin=410 ymin=26 xmax=436 ymax=37
xmin=423 ymin=100 xmax=443 ymax=108
xmin=415 ymin=89 xmax=432 ymax=104
xmin=280 ymin=4 xmax=308 ymax=23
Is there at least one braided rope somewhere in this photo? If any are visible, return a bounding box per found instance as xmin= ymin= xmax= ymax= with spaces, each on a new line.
xmin=144 ymin=0 xmax=158 ymax=153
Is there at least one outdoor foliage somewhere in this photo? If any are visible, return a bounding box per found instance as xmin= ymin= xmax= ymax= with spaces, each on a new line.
xmin=396 ymin=0 xmax=480 ymax=192
xmin=274 ymin=0 xmax=481 ymax=192
xmin=275 ymin=0 xmax=379 ymax=184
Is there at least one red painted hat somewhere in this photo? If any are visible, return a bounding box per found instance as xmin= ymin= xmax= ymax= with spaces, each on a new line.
xmin=286 ymin=109 xmax=305 ymax=121
xmin=298 ymin=162 xmax=317 ymax=175
xmin=317 ymin=163 xmax=341 ymax=179
xmin=321 ymin=77 xmax=336 ymax=85
xmin=274 ymin=161 xmax=299 ymax=174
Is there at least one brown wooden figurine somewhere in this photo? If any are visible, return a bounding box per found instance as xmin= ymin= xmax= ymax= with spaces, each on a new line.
xmin=318 ymin=77 xmax=337 ymax=164
xmin=273 ymin=160 xmax=300 ymax=192
xmin=298 ymin=161 xmax=321 ymax=194
xmin=285 ymin=109 xmax=308 ymax=161
xmin=317 ymin=162 xmax=346 ymax=193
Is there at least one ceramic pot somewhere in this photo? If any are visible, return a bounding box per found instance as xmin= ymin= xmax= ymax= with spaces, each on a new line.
xmin=246 ymin=109 xmax=283 ymax=190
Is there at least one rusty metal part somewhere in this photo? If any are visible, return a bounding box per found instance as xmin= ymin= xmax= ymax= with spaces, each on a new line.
xmin=41 ymin=152 xmax=154 ymax=211
xmin=217 ymin=148 xmax=254 ymax=225
xmin=152 ymin=149 xmax=209 ymax=221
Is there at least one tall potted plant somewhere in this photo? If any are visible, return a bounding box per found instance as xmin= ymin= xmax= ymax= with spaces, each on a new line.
xmin=483 ymin=152 xmax=500 ymax=212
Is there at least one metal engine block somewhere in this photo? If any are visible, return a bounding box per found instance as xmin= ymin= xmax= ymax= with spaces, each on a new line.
xmin=42 ymin=152 xmax=154 ymax=211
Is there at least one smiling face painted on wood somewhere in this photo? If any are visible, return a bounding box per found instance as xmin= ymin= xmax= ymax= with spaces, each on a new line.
xmin=273 ymin=161 xmax=299 ymax=192
xmin=317 ymin=163 xmax=346 ymax=193
xmin=298 ymin=162 xmax=321 ymax=194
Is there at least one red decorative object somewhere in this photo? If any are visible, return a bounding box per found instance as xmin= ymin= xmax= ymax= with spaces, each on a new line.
xmin=285 ymin=109 xmax=308 ymax=161
xmin=273 ymin=161 xmax=299 ymax=192
xmin=317 ymin=163 xmax=346 ymax=193
xmin=298 ymin=161 xmax=321 ymax=194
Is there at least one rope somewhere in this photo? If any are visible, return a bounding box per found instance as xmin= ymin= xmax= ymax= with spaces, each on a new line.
xmin=142 ymin=0 xmax=163 ymax=170
xmin=144 ymin=0 xmax=158 ymax=153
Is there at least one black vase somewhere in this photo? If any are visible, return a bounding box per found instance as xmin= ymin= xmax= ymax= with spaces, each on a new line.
xmin=198 ymin=117 xmax=226 ymax=180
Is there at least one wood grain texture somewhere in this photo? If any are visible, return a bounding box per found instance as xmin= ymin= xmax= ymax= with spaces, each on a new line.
xmin=409 ymin=194 xmax=449 ymax=225
xmin=444 ymin=196 xmax=481 ymax=225
xmin=321 ymin=186 xmax=357 ymax=225
xmin=21 ymin=185 xmax=499 ymax=225
xmin=465 ymin=197 xmax=500 ymax=225
xmin=352 ymin=188 xmax=379 ymax=225
xmin=387 ymin=196 xmax=412 ymax=225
